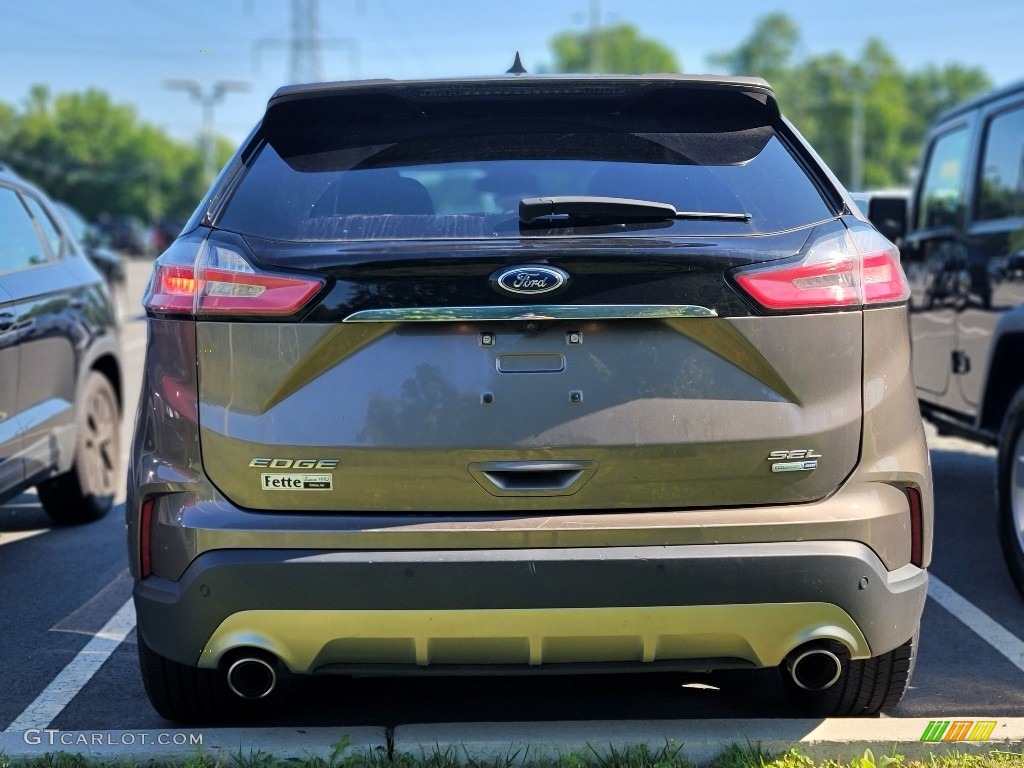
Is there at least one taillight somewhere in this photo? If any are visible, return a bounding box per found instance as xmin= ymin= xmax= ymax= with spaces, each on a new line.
xmin=143 ymin=236 xmax=323 ymax=316
xmin=734 ymin=227 xmax=910 ymax=311
xmin=906 ymin=485 xmax=924 ymax=568
xmin=148 ymin=263 xmax=196 ymax=313
xmin=139 ymin=498 xmax=154 ymax=578
xmin=862 ymin=251 xmax=909 ymax=304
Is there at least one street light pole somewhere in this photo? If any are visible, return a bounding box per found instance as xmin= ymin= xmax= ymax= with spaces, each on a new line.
xmin=589 ymin=0 xmax=602 ymax=73
xmin=165 ymin=79 xmax=249 ymax=185
xmin=850 ymin=82 xmax=865 ymax=192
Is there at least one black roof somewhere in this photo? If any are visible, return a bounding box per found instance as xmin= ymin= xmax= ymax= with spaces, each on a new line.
xmin=934 ymin=78 xmax=1024 ymax=123
xmin=268 ymin=73 xmax=775 ymax=106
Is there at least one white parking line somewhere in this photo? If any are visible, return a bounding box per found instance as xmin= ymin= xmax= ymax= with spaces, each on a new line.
xmin=51 ymin=570 xmax=133 ymax=637
xmin=0 ymin=530 xmax=48 ymax=547
xmin=3 ymin=598 xmax=136 ymax=732
xmin=929 ymin=575 xmax=1024 ymax=673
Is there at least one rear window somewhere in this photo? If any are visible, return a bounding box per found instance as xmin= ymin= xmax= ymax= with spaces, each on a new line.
xmin=219 ymin=85 xmax=834 ymax=241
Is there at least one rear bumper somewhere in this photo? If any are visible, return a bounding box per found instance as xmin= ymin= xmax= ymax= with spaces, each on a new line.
xmin=134 ymin=541 xmax=927 ymax=673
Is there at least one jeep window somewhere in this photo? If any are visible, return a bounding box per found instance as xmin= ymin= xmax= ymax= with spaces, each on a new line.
xmin=975 ymin=104 xmax=1024 ymax=222
xmin=219 ymin=92 xmax=833 ymax=241
xmin=915 ymin=126 xmax=969 ymax=231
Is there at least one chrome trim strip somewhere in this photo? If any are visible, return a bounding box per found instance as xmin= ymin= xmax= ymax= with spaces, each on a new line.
xmin=343 ymin=305 xmax=718 ymax=322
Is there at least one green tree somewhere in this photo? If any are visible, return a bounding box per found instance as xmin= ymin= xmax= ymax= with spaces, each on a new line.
xmin=706 ymin=13 xmax=799 ymax=86
xmin=786 ymin=40 xmax=915 ymax=189
xmin=549 ymin=22 xmax=679 ymax=74
xmin=0 ymin=86 xmax=231 ymax=223
xmin=0 ymin=101 xmax=16 ymax=146
xmin=708 ymin=14 xmax=992 ymax=190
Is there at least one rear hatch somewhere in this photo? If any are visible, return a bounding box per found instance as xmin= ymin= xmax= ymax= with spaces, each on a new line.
xmin=154 ymin=77 xmax=907 ymax=513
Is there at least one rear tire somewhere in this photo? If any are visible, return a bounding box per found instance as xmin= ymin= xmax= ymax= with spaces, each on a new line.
xmin=137 ymin=633 xmax=235 ymax=724
xmin=38 ymin=372 xmax=119 ymax=524
xmin=997 ymin=388 xmax=1024 ymax=596
xmin=782 ymin=634 xmax=917 ymax=715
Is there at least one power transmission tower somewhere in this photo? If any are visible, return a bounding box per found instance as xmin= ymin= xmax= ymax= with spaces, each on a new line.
xmin=589 ymin=0 xmax=602 ymax=74
xmin=290 ymin=0 xmax=322 ymax=84
xmin=253 ymin=0 xmax=359 ymax=85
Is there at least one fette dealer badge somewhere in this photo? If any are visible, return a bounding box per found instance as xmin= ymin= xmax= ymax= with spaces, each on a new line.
xmin=261 ymin=473 xmax=333 ymax=491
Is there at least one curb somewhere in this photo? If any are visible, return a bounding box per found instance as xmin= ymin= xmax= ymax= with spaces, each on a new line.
xmin=393 ymin=719 xmax=1024 ymax=765
xmin=1 ymin=720 xmax=1022 ymax=764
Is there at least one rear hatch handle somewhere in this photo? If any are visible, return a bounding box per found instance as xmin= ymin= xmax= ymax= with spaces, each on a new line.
xmin=469 ymin=460 xmax=598 ymax=497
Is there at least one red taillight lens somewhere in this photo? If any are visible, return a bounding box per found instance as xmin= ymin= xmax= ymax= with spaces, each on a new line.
xmin=906 ymin=486 xmax=924 ymax=568
xmin=143 ymin=238 xmax=323 ymax=316
xmin=862 ymin=251 xmax=909 ymax=304
xmin=148 ymin=264 xmax=197 ymax=313
xmin=139 ymin=498 xmax=154 ymax=578
xmin=734 ymin=227 xmax=910 ymax=311
xmin=735 ymin=257 xmax=858 ymax=309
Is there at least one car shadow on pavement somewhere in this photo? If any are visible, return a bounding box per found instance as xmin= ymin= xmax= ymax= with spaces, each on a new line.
xmin=206 ymin=668 xmax=827 ymax=725
xmin=0 ymin=491 xmax=51 ymax=532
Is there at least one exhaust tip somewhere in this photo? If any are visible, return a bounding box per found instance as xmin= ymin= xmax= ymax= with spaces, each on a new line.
xmin=786 ymin=646 xmax=843 ymax=691
xmin=226 ymin=656 xmax=277 ymax=699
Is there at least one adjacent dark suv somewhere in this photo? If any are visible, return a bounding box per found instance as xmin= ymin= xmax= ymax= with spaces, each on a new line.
xmin=903 ymin=79 xmax=1024 ymax=595
xmin=129 ymin=74 xmax=932 ymax=722
xmin=0 ymin=167 xmax=122 ymax=523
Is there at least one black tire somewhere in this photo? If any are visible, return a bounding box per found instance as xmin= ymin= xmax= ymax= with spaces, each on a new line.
xmin=996 ymin=388 xmax=1024 ymax=596
xmin=137 ymin=632 xmax=236 ymax=724
xmin=782 ymin=634 xmax=917 ymax=716
xmin=38 ymin=372 xmax=120 ymax=524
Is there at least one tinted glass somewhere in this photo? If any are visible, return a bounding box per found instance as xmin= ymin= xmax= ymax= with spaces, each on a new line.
xmin=0 ymin=187 xmax=48 ymax=274
xmin=915 ymin=127 xmax=969 ymax=231
xmin=21 ymin=194 xmax=63 ymax=258
xmin=220 ymin=94 xmax=832 ymax=241
xmin=975 ymin=105 xmax=1024 ymax=221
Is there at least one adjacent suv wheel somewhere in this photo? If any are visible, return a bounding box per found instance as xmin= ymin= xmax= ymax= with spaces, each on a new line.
xmin=784 ymin=634 xmax=917 ymax=715
xmin=997 ymin=388 xmax=1024 ymax=596
xmin=38 ymin=372 xmax=119 ymax=524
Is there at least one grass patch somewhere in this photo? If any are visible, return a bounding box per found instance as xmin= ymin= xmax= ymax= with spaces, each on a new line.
xmin=1 ymin=743 xmax=1022 ymax=768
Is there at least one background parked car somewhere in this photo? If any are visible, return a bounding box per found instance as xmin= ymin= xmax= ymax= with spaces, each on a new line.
xmin=55 ymin=203 xmax=129 ymax=323
xmin=97 ymin=213 xmax=152 ymax=257
xmin=149 ymin=216 xmax=186 ymax=255
xmin=901 ymin=78 xmax=1024 ymax=595
xmin=0 ymin=166 xmax=123 ymax=524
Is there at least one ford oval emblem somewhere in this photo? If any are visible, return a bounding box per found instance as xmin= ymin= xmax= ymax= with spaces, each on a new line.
xmin=491 ymin=265 xmax=569 ymax=297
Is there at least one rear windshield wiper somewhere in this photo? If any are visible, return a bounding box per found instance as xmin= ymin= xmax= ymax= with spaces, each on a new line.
xmin=519 ymin=196 xmax=751 ymax=224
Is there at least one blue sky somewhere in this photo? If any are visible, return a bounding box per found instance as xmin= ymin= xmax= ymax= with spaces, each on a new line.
xmin=1 ymin=0 xmax=1021 ymax=145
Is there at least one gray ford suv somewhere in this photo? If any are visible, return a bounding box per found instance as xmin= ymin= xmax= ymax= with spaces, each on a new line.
xmin=128 ymin=74 xmax=932 ymax=722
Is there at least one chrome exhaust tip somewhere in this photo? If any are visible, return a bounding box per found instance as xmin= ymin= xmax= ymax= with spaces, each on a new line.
xmin=226 ymin=656 xmax=277 ymax=699
xmin=786 ymin=646 xmax=843 ymax=691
